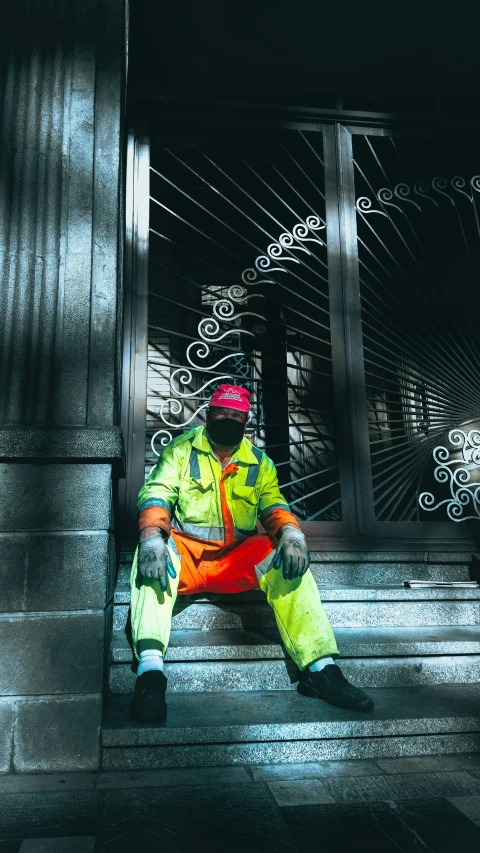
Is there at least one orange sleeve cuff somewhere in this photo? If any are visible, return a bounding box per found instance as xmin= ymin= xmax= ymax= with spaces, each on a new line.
xmin=138 ymin=506 xmax=171 ymax=536
xmin=261 ymin=508 xmax=300 ymax=541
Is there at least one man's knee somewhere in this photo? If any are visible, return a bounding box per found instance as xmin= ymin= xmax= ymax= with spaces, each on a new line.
xmin=254 ymin=549 xmax=275 ymax=583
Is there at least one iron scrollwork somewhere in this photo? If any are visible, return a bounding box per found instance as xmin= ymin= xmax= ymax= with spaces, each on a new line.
xmin=418 ymin=429 xmax=480 ymax=522
xmin=357 ymin=176 xmax=480 ymax=219
xmin=151 ymin=215 xmax=326 ymax=456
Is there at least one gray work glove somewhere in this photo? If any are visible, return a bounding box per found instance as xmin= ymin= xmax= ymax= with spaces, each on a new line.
xmin=273 ymin=525 xmax=310 ymax=580
xmin=138 ymin=534 xmax=177 ymax=592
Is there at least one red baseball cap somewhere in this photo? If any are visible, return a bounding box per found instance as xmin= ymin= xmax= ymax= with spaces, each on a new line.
xmin=209 ymin=384 xmax=250 ymax=413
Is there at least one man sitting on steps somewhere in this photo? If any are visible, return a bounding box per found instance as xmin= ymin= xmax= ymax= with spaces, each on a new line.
xmin=129 ymin=384 xmax=374 ymax=722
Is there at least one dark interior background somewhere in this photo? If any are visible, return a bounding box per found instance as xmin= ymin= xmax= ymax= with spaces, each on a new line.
xmin=130 ymin=0 xmax=480 ymax=118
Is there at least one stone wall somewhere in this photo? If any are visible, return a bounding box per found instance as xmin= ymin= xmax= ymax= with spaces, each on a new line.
xmin=0 ymin=1 xmax=126 ymax=771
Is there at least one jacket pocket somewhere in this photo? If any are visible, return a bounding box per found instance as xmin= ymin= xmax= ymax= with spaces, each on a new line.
xmin=178 ymin=477 xmax=215 ymax=524
xmin=231 ymin=484 xmax=258 ymax=528
xmin=232 ymin=485 xmax=258 ymax=504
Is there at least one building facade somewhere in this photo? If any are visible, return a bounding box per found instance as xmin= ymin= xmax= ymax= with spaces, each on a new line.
xmin=0 ymin=0 xmax=126 ymax=772
xmin=1 ymin=1 xmax=480 ymax=773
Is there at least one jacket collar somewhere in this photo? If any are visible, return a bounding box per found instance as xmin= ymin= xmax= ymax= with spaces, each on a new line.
xmin=192 ymin=426 xmax=260 ymax=465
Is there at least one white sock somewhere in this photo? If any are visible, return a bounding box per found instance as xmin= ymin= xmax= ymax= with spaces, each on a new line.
xmin=137 ymin=649 xmax=164 ymax=676
xmin=308 ymin=656 xmax=335 ymax=673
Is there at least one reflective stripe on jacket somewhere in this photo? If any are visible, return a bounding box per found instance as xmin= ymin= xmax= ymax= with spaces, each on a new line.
xmin=137 ymin=426 xmax=296 ymax=544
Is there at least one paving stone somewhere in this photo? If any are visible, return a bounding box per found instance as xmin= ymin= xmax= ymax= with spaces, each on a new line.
xmin=97 ymin=765 xmax=252 ymax=789
xmin=464 ymin=769 xmax=480 ymax=785
xmin=321 ymin=770 xmax=480 ymax=802
xmin=15 ymin=696 xmax=102 ymax=772
xmin=19 ymin=839 xmax=95 ymax=852
xmin=100 ymin=784 xmax=297 ymax=852
xmin=448 ymin=795 xmax=480 ymax=825
xmin=280 ymin=798 xmax=480 ymax=853
xmin=0 ymin=791 xmax=99 ymax=839
xmin=377 ymin=754 xmax=480 ymax=774
xmin=251 ymin=760 xmax=384 ymax=781
xmin=0 ymin=612 xmax=104 ymax=695
xmin=268 ymin=779 xmax=335 ymax=805
xmin=0 ymin=774 xmax=96 ymax=793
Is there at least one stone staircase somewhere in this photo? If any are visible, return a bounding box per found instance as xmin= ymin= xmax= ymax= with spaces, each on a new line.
xmin=102 ymin=550 xmax=480 ymax=770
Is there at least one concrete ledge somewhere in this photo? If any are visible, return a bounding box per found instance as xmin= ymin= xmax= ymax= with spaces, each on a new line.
xmin=0 ymin=427 xmax=124 ymax=471
xmin=0 ymin=464 xmax=112 ymax=531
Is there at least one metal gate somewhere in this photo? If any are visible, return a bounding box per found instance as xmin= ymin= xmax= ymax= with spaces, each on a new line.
xmin=121 ymin=116 xmax=480 ymax=549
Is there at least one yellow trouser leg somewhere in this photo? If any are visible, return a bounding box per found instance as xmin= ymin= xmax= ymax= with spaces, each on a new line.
xmin=256 ymin=555 xmax=339 ymax=670
xmin=129 ymin=542 xmax=181 ymax=659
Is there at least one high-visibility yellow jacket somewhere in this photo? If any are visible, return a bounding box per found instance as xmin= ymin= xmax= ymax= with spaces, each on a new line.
xmin=138 ymin=425 xmax=298 ymax=544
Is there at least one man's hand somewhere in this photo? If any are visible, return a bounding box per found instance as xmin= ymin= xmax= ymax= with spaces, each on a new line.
xmin=273 ymin=525 xmax=310 ymax=580
xmin=138 ymin=534 xmax=177 ymax=592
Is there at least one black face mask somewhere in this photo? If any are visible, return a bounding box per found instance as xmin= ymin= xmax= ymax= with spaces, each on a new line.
xmin=207 ymin=416 xmax=246 ymax=448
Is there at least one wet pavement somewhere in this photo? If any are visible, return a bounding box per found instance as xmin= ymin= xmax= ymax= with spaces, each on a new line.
xmin=1 ymin=755 xmax=480 ymax=851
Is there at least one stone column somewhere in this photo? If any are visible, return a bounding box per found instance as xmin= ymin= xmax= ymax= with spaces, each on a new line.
xmin=0 ymin=0 xmax=126 ymax=772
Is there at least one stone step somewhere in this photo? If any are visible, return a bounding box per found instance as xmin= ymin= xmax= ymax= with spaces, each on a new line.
xmin=109 ymin=652 xmax=480 ymax=694
xmin=116 ymin=557 xmax=471 ymax=587
xmin=101 ymin=683 xmax=480 ymax=770
xmin=113 ymin=583 xmax=480 ymax=605
xmin=111 ymin=625 xmax=480 ymax=662
xmin=119 ymin=551 xmax=473 ymax=564
xmin=113 ymin=587 xmax=480 ymax=632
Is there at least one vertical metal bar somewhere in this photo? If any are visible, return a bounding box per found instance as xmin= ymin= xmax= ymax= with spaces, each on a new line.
xmin=118 ymin=119 xmax=150 ymax=544
xmin=336 ymin=124 xmax=375 ymax=533
xmin=323 ymin=124 xmax=357 ymax=534
xmin=260 ymin=300 xmax=291 ymax=501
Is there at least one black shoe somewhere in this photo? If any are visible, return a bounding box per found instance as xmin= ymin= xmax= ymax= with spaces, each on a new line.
xmin=298 ymin=665 xmax=374 ymax=712
xmin=129 ymin=670 xmax=167 ymax=723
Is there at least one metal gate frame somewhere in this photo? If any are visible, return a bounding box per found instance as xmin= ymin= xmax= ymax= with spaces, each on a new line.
xmin=336 ymin=123 xmax=479 ymax=547
xmin=120 ymin=105 xmax=478 ymax=551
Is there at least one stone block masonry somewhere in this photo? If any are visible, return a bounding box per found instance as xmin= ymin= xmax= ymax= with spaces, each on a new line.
xmin=0 ymin=467 xmax=116 ymax=773
xmin=0 ymin=452 xmax=125 ymax=772
xmin=0 ymin=465 xmax=120 ymax=772
xmin=0 ymin=0 xmax=126 ymax=772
